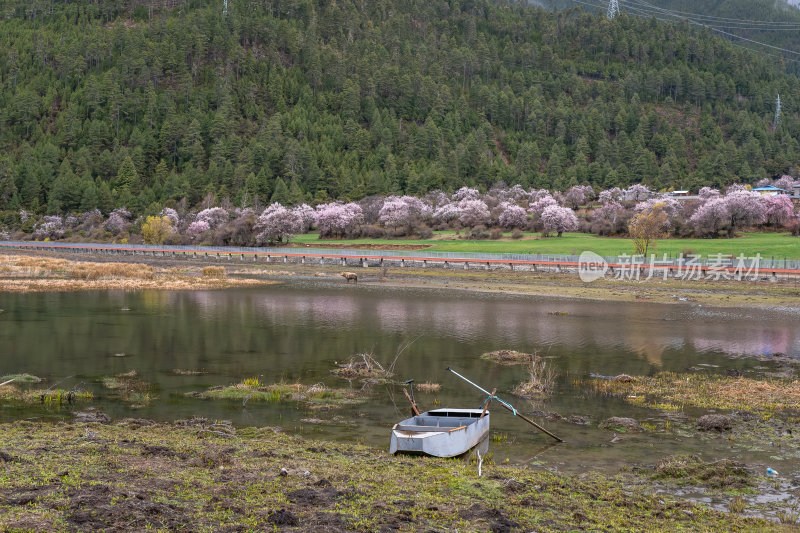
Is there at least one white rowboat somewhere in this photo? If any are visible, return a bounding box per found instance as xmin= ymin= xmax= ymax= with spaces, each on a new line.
xmin=389 ymin=408 xmax=490 ymax=458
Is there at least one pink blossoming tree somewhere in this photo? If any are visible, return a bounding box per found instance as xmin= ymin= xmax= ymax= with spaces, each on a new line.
xmin=540 ymin=205 xmax=578 ymax=237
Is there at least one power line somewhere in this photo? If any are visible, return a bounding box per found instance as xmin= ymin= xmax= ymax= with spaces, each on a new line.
xmin=564 ymin=0 xmax=800 ymax=63
xmin=626 ymin=0 xmax=800 ymax=25
xmin=607 ymin=0 xmax=620 ymax=19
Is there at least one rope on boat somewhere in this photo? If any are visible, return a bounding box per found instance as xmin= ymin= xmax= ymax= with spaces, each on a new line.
xmin=483 ymin=394 xmax=516 ymax=416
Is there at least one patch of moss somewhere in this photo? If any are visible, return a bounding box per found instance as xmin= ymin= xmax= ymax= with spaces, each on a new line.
xmin=0 ymin=373 xmax=42 ymax=384
xmin=651 ymin=455 xmax=753 ymax=489
xmin=0 ymin=420 xmax=769 ymax=531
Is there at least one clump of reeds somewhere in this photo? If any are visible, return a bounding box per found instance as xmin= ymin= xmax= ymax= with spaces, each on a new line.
xmin=416 ymin=382 xmax=441 ymax=393
xmin=481 ymin=350 xmax=540 ymax=366
xmin=332 ymin=353 xmax=391 ymax=380
xmin=100 ymin=370 xmax=154 ymax=406
xmin=170 ymin=368 xmax=208 ymax=376
xmin=189 ymin=379 xmax=366 ymax=409
xmin=511 ymin=358 xmax=556 ymax=399
xmin=202 ymin=266 xmax=226 ymax=278
xmin=332 ymin=337 xmax=420 ymax=382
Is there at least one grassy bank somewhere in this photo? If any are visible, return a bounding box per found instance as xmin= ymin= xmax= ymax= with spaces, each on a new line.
xmin=293 ymin=231 xmax=800 ymax=259
xmin=0 ymin=420 xmax=771 ymax=532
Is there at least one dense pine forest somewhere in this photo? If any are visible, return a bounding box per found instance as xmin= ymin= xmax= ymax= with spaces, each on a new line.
xmin=0 ymin=0 xmax=799 ymax=220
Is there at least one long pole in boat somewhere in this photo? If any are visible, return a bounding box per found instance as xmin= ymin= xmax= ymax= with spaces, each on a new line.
xmin=446 ymin=367 xmax=563 ymax=443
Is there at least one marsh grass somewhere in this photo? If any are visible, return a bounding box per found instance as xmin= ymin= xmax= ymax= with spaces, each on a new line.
xmin=481 ymin=350 xmax=540 ymax=366
xmin=0 ymin=382 xmax=92 ymax=406
xmin=511 ymin=359 xmax=557 ymax=399
xmin=586 ymin=372 xmax=800 ymax=412
xmin=189 ymin=379 xmax=367 ymax=409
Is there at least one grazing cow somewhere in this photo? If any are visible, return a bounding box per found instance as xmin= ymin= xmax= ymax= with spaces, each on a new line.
xmin=341 ymin=272 xmax=358 ymax=283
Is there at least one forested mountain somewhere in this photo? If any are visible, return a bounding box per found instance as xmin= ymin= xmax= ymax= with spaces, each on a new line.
xmin=0 ymin=0 xmax=799 ymax=218
xmin=553 ymin=0 xmax=800 ymax=64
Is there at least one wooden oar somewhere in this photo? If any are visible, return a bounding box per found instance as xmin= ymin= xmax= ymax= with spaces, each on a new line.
xmin=402 ymin=388 xmax=420 ymax=416
xmin=446 ymin=367 xmax=563 ymax=443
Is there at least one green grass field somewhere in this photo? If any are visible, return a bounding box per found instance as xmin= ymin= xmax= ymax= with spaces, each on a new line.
xmin=292 ymin=231 xmax=800 ymax=259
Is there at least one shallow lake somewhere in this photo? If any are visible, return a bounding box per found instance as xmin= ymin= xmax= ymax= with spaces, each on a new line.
xmin=1 ymin=282 xmax=799 ymax=481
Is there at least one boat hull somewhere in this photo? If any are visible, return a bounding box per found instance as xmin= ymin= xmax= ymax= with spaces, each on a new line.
xmin=390 ymin=408 xmax=490 ymax=458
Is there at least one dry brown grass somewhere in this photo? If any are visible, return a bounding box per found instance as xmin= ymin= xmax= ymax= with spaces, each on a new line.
xmin=0 ymin=254 xmax=275 ymax=292
xmin=416 ymin=381 xmax=441 ymax=393
xmin=0 ymin=255 xmax=152 ymax=279
xmin=71 ymin=262 xmax=154 ymax=280
xmin=201 ymin=266 xmax=226 ymax=278
xmin=586 ymin=372 xmax=800 ymax=412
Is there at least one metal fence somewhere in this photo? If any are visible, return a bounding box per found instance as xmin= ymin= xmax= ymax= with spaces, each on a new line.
xmin=1 ymin=240 xmax=798 ymax=272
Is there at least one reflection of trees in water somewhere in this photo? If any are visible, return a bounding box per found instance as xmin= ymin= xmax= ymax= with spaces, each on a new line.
xmin=1 ymin=291 xmax=798 ymax=388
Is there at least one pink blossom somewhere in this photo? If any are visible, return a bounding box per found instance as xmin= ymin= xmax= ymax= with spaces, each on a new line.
xmin=254 ymin=204 xmax=303 ymax=244
xmin=379 ymin=197 xmax=413 ymax=229
xmin=432 ymin=202 xmax=462 ymax=223
xmin=690 ymin=198 xmax=730 ymax=237
xmin=564 ymin=185 xmax=594 ymax=208
xmin=763 ymin=195 xmax=795 ymax=227
xmin=456 ymin=199 xmax=490 ymax=227
xmin=159 ymin=208 xmax=180 ymax=226
xmin=540 ymin=205 xmax=578 ymax=237
xmin=33 ymin=215 xmax=65 ymax=239
xmin=314 ymin=202 xmax=364 ymax=237
xmin=528 ymin=189 xmax=551 ymax=203
xmin=774 ymin=175 xmax=798 ymax=192
xmin=423 ymin=190 xmax=450 ymax=210
xmin=625 ymin=184 xmax=650 ymax=202
xmin=187 ymin=220 xmax=211 ymax=235
xmin=196 ymin=207 xmax=229 ymax=229
xmin=528 ymin=194 xmax=557 ymax=217
xmin=725 ymin=183 xmax=749 ymax=195
xmin=103 ymin=209 xmax=132 ymax=235
xmin=724 ymin=189 xmax=766 ymax=230
xmin=635 ymin=197 xmax=680 ymax=220
xmin=698 ymin=187 xmax=720 ymax=200
xmin=451 ymin=187 xmax=480 ymax=202
xmin=292 ymin=203 xmax=315 ymax=231
xmin=598 ymin=188 xmax=623 ymax=204
xmin=495 ymin=184 xmax=528 ymax=203
xmin=498 ymin=202 xmax=528 ymax=229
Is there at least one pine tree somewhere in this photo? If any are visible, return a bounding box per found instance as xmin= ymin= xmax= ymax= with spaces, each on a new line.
xmin=270 ymin=177 xmax=291 ymax=204
xmin=0 ymin=156 xmax=17 ymax=209
xmin=115 ymin=156 xmax=140 ymax=192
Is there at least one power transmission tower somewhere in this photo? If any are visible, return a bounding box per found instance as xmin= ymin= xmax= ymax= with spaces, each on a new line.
xmin=607 ymin=0 xmax=620 ymax=19
xmin=774 ymin=94 xmax=782 ymax=128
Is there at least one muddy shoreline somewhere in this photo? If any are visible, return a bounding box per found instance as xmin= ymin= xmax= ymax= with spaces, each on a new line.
xmin=3 ymin=248 xmax=800 ymax=311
